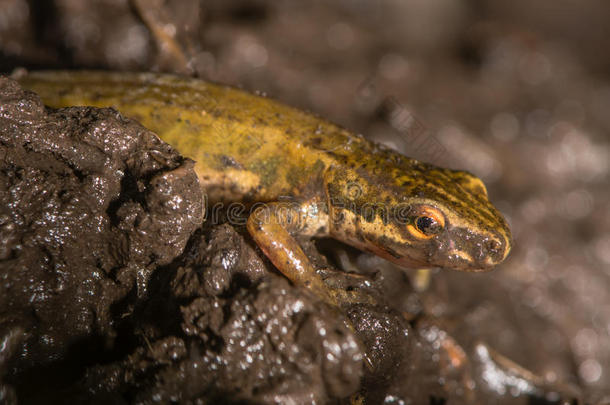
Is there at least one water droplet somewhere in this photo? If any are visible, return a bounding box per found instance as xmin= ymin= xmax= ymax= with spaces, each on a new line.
xmin=579 ymin=358 xmax=602 ymax=383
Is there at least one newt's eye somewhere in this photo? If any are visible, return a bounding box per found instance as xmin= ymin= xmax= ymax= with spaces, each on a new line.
xmin=416 ymin=216 xmax=442 ymax=236
xmin=407 ymin=207 xmax=445 ymax=240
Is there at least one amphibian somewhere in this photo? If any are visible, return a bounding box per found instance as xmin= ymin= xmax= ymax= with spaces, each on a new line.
xmin=17 ymin=71 xmax=512 ymax=304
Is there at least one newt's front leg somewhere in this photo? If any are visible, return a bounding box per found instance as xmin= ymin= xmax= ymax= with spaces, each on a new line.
xmin=246 ymin=199 xmax=336 ymax=305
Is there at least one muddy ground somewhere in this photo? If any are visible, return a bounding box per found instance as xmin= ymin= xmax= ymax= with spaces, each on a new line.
xmin=1 ymin=1 xmax=610 ymax=404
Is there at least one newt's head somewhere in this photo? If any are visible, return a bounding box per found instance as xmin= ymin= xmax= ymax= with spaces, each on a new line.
xmin=325 ymin=159 xmax=512 ymax=272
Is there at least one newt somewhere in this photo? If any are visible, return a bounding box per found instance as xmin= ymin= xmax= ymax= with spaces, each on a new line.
xmin=17 ymin=71 xmax=512 ymax=304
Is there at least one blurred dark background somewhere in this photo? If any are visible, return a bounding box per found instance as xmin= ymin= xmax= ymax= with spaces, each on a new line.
xmin=1 ymin=0 xmax=610 ymax=402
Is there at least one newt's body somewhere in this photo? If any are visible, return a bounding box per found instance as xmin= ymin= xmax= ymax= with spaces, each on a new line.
xmin=18 ymin=71 xmax=511 ymax=304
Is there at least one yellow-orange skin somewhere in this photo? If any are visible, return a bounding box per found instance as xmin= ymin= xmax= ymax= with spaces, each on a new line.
xmin=19 ymin=71 xmax=512 ymax=304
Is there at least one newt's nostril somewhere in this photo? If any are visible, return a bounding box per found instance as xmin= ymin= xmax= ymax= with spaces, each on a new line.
xmin=485 ymin=239 xmax=501 ymax=253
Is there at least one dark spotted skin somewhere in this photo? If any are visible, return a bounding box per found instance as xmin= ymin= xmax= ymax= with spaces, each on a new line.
xmin=18 ymin=71 xmax=512 ymax=304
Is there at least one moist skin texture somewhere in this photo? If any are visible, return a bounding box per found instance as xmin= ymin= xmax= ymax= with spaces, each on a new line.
xmin=17 ymin=71 xmax=512 ymax=307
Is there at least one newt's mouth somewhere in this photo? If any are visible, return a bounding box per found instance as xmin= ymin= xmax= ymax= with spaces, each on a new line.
xmin=358 ymin=234 xmax=430 ymax=269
